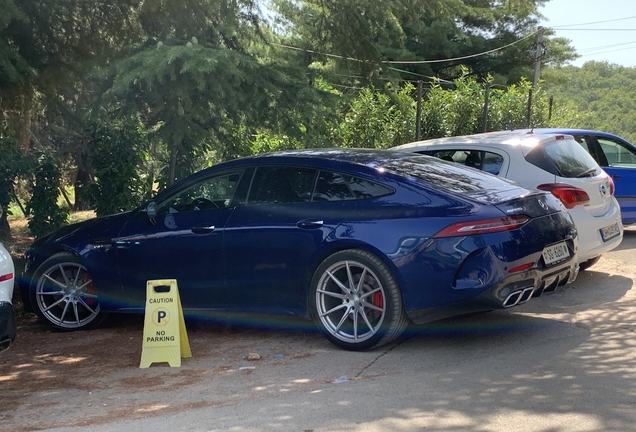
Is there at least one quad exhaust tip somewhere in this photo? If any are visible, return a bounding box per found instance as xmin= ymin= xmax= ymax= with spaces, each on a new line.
xmin=503 ymin=287 xmax=535 ymax=308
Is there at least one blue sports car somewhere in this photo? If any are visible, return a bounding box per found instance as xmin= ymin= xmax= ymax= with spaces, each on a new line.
xmin=19 ymin=149 xmax=579 ymax=350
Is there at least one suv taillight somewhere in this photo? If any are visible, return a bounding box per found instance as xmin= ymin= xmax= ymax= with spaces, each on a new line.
xmin=537 ymin=183 xmax=590 ymax=209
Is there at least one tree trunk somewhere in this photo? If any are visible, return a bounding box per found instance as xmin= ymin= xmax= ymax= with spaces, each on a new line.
xmin=74 ymin=167 xmax=93 ymax=210
xmin=0 ymin=217 xmax=10 ymax=240
xmin=74 ymin=147 xmax=94 ymax=210
xmin=168 ymin=146 xmax=177 ymax=186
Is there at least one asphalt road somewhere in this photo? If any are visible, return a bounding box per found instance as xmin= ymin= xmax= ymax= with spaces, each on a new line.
xmin=34 ymin=227 xmax=636 ymax=432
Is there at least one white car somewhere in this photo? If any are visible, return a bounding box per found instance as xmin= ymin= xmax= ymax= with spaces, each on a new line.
xmin=0 ymin=205 xmax=16 ymax=351
xmin=394 ymin=131 xmax=623 ymax=270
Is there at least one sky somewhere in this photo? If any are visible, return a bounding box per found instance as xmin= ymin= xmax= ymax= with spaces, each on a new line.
xmin=539 ymin=0 xmax=636 ymax=67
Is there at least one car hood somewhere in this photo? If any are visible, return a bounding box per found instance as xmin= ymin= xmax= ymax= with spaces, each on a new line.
xmin=33 ymin=211 xmax=135 ymax=248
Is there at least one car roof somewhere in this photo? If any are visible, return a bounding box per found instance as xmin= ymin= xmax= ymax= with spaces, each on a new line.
xmin=218 ymin=148 xmax=431 ymax=169
xmin=161 ymin=148 xmax=441 ymax=196
xmin=511 ymin=128 xmax=634 ymax=144
xmin=395 ymin=131 xmax=575 ymax=152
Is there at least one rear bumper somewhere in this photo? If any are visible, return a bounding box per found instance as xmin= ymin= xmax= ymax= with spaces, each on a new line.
xmin=572 ymin=197 xmax=623 ymax=262
xmin=407 ymin=261 xmax=578 ymax=325
xmin=0 ymin=302 xmax=16 ymax=351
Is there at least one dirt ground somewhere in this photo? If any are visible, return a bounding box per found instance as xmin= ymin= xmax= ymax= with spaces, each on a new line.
xmin=1 ymin=297 xmax=329 ymax=432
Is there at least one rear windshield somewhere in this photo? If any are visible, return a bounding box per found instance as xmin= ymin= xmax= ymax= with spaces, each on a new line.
xmin=525 ymin=138 xmax=600 ymax=178
xmin=382 ymin=157 xmax=515 ymax=194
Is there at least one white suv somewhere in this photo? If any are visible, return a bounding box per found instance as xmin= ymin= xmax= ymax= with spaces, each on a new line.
xmin=0 ymin=204 xmax=16 ymax=351
xmin=394 ymin=131 xmax=623 ymax=270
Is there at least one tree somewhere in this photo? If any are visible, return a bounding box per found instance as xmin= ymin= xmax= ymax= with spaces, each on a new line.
xmin=106 ymin=0 xmax=339 ymax=185
xmin=543 ymin=62 xmax=636 ymax=143
xmin=27 ymin=156 xmax=68 ymax=238
xmin=340 ymin=84 xmax=416 ymax=148
xmin=88 ymin=118 xmax=148 ymax=216
xmin=271 ymin=0 xmax=578 ymax=88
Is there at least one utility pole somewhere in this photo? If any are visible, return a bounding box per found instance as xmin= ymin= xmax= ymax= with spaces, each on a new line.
xmin=416 ymin=80 xmax=422 ymax=141
xmin=532 ymin=27 xmax=544 ymax=88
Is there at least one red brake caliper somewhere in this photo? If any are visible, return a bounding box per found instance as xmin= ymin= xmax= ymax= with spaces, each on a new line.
xmin=84 ymin=273 xmax=97 ymax=307
xmin=372 ymin=291 xmax=384 ymax=315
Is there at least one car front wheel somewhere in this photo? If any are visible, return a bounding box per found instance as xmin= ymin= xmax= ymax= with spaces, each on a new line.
xmin=309 ymin=249 xmax=409 ymax=351
xmin=32 ymin=252 xmax=107 ymax=330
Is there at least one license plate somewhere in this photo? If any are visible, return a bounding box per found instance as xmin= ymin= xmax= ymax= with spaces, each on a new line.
xmin=600 ymin=222 xmax=620 ymax=242
xmin=542 ymin=241 xmax=570 ymax=266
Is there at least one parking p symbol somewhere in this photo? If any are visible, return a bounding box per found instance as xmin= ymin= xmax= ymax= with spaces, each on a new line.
xmin=157 ymin=310 xmax=167 ymax=323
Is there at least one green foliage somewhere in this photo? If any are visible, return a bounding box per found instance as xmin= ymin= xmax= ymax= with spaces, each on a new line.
xmin=421 ymin=75 xmax=483 ymax=138
xmin=250 ymin=130 xmax=304 ymax=154
xmin=415 ymin=74 xmax=566 ymax=140
xmin=0 ymin=124 xmax=32 ymax=237
xmin=543 ymin=62 xmax=636 ymax=143
xmin=0 ymin=0 xmax=32 ymax=94
xmin=88 ymin=119 xmax=148 ymax=217
xmin=27 ymin=156 xmax=68 ymax=238
xmin=340 ymin=84 xmax=416 ymax=148
xmin=108 ymin=32 xmax=335 ymax=184
xmin=272 ymin=0 xmax=577 ymax=87
xmin=0 ymin=0 xmax=591 ymax=231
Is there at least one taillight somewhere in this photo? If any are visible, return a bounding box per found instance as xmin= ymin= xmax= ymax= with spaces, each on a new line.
xmin=537 ymin=183 xmax=590 ymax=209
xmin=608 ymin=176 xmax=615 ymax=196
xmin=0 ymin=273 xmax=12 ymax=282
xmin=508 ymin=262 xmax=534 ymax=273
xmin=432 ymin=215 xmax=530 ymax=238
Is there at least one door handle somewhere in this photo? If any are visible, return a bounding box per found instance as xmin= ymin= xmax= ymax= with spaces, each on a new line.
xmin=191 ymin=225 xmax=215 ymax=234
xmin=612 ymin=175 xmax=621 ymax=179
xmin=297 ymin=219 xmax=324 ymax=229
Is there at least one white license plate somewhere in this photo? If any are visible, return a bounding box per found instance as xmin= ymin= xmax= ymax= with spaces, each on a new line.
xmin=600 ymin=222 xmax=620 ymax=242
xmin=542 ymin=241 xmax=570 ymax=266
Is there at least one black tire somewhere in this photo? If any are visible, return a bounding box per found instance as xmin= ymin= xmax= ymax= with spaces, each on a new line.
xmin=309 ymin=249 xmax=410 ymax=351
xmin=31 ymin=252 xmax=107 ymax=331
xmin=579 ymin=256 xmax=601 ymax=271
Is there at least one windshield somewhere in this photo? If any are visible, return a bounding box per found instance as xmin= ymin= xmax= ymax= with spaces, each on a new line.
xmin=526 ymin=138 xmax=600 ymax=178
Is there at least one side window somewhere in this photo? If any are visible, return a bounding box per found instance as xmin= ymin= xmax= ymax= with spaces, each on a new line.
xmin=342 ymin=175 xmax=394 ymax=199
xmin=597 ymin=138 xmax=636 ymax=167
xmin=248 ymin=166 xmax=317 ymax=205
xmin=312 ymin=171 xmax=355 ymax=202
xmin=573 ymin=135 xmax=607 ymax=166
xmin=427 ymin=149 xmax=503 ymax=175
xmin=428 ymin=150 xmax=456 ymax=162
xmin=158 ymin=170 xmax=243 ymax=214
xmin=482 ymin=152 xmax=504 ymax=175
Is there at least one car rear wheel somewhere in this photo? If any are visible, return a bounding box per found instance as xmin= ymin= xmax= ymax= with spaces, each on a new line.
xmin=32 ymin=252 xmax=107 ymax=330
xmin=309 ymin=249 xmax=409 ymax=351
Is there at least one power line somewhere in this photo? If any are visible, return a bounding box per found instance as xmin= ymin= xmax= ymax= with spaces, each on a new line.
xmin=273 ymin=31 xmax=538 ymax=66
xmin=548 ymin=15 xmax=636 ymax=28
xmin=578 ymin=45 xmax=636 ymax=58
xmin=576 ymin=40 xmax=636 ymax=52
xmin=550 ymin=28 xmax=636 ymax=31
xmin=385 ymin=32 xmax=538 ymax=64
xmin=386 ymin=66 xmax=454 ymax=83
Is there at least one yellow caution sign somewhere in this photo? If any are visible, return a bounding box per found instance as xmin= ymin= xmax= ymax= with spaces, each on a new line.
xmin=139 ymin=279 xmax=192 ymax=368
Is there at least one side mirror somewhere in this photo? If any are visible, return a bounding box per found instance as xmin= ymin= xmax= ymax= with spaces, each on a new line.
xmin=146 ymin=201 xmax=158 ymax=220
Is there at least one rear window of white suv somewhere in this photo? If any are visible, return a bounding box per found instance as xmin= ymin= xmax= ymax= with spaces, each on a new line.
xmin=525 ymin=138 xmax=600 ymax=178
